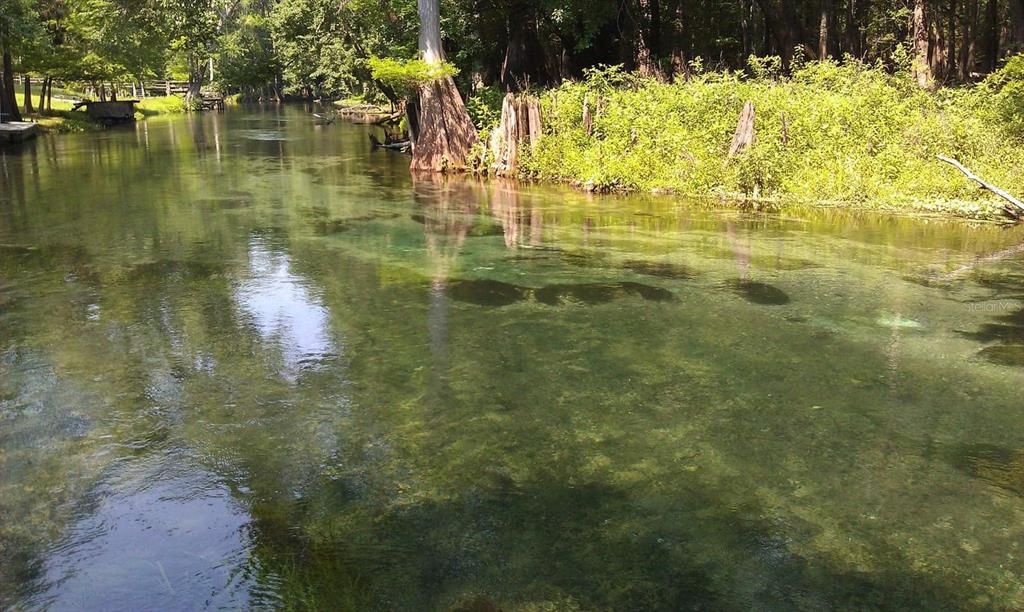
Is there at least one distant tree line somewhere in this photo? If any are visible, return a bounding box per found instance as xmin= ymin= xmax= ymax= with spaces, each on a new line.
xmin=2 ymin=0 xmax=1024 ymax=120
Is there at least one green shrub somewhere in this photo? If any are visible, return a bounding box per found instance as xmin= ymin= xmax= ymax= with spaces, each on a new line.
xmin=523 ymin=58 xmax=1024 ymax=217
xmin=466 ymin=85 xmax=503 ymax=132
xmin=136 ymin=95 xmax=188 ymax=116
xmin=368 ymin=57 xmax=458 ymax=96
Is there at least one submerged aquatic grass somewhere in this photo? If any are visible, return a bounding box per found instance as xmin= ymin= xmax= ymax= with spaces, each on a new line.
xmin=2 ymin=110 xmax=1024 ymax=610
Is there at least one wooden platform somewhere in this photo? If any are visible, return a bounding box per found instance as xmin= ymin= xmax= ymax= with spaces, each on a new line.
xmin=0 ymin=122 xmax=39 ymax=145
xmin=71 ymin=100 xmax=139 ymax=123
xmin=199 ymin=94 xmax=225 ymax=111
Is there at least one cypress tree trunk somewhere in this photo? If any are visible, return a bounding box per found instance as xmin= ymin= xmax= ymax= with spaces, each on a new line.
xmin=410 ymin=0 xmax=478 ymax=172
xmin=2 ymin=49 xmax=22 ymax=122
xmin=23 ymin=75 xmax=33 ymax=114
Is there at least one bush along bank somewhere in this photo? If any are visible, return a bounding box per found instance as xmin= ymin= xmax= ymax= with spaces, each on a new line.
xmin=471 ymin=55 xmax=1024 ymax=221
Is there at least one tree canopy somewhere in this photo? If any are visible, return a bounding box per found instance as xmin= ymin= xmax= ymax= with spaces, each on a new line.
xmin=1 ymin=0 xmax=1024 ymax=106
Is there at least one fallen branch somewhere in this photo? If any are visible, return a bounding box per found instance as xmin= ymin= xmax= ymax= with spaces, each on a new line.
xmin=939 ymin=242 xmax=1024 ymax=281
xmin=369 ymin=134 xmax=411 ymax=152
xmin=937 ymin=155 xmax=1024 ymax=220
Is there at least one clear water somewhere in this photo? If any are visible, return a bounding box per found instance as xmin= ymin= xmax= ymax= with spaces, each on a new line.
xmin=2 ymin=107 xmax=1024 ymax=611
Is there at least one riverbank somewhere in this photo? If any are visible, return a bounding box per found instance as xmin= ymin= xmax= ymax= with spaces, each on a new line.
xmin=491 ymin=58 xmax=1024 ymax=222
xmin=10 ymin=93 xmax=200 ymax=133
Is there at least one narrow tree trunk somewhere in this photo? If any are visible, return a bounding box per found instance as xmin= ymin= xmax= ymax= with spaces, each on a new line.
xmin=670 ymin=0 xmax=693 ymax=80
xmin=46 ymin=77 xmax=52 ymax=111
xmin=845 ymin=0 xmax=860 ymax=57
xmin=23 ymin=75 xmax=34 ymax=114
xmin=741 ymin=0 xmax=752 ymax=58
xmin=1013 ymin=0 xmax=1024 ymax=53
xmin=819 ymin=0 xmax=834 ymax=58
xmin=37 ymin=76 xmax=47 ymax=113
xmin=753 ymin=0 xmax=804 ymax=68
xmin=633 ymin=0 xmax=663 ymax=77
xmin=186 ymin=57 xmax=203 ymax=106
xmin=912 ymin=0 xmax=933 ymax=88
xmin=410 ymin=0 xmax=478 ymax=172
xmin=947 ymin=0 xmax=958 ymax=79
xmin=1 ymin=49 xmax=21 ymax=122
xmin=982 ymin=0 xmax=998 ymax=73
xmin=959 ymin=0 xmax=978 ymax=81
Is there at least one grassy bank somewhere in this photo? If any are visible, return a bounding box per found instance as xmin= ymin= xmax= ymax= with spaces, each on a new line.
xmin=510 ymin=56 xmax=1024 ymax=220
xmin=11 ymin=92 xmax=193 ymax=132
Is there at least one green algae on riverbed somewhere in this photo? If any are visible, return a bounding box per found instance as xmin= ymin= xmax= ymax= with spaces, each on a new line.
xmin=2 ymin=108 xmax=1024 ymax=610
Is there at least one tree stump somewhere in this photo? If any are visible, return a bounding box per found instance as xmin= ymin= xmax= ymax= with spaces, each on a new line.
xmin=489 ymin=93 xmax=543 ymax=175
xmin=729 ymin=101 xmax=756 ymax=157
xmin=582 ymin=93 xmax=593 ymax=136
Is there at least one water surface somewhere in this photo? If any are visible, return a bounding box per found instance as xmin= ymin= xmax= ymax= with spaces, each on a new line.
xmin=2 ymin=107 xmax=1024 ymax=610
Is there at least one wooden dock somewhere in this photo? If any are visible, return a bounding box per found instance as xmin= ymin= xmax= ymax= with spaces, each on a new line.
xmin=71 ymin=100 xmax=140 ymax=124
xmin=0 ymin=122 xmax=39 ymax=145
xmin=199 ymin=93 xmax=225 ymax=111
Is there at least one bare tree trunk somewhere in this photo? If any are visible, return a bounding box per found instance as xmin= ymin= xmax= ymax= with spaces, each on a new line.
xmin=753 ymin=0 xmax=805 ymax=68
xmin=912 ymin=0 xmax=933 ymax=88
xmin=186 ymin=56 xmax=204 ymax=106
xmin=1013 ymin=0 xmax=1024 ymax=53
xmin=982 ymin=0 xmax=998 ymax=73
xmin=23 ymin=75 xmax=34 ymax=114
xmin=410 ymin=0 xmax=478 ymax=172
xmin=46 ymin=77 xmax=52 ymax=111
xmin=959 ymin=0 xmax=978 ymax=81
xmin=37 ymin=75 xmax=47 ymax=113
xmin=947 ymin=0 xmax=957 ymax=79
xmin=819 ymin=0 xmax=834 ymax=58
xmin=634 ymin=0 xmax=663 ymax=78
xmin=845 ymin=0 xmax=861 ymax=57
xmin=670 ymin=0 xmax=693 ymax=80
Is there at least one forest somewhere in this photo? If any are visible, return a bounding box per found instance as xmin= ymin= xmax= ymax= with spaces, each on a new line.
xmin=2 ymin=0 xmax=1024 ymax=213
xmin=3 ymin=0 xmax=1024 ymax=101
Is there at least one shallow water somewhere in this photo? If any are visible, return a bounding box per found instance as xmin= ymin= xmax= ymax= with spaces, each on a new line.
xmin=2 ymin=107 xmax=1024 ymax=611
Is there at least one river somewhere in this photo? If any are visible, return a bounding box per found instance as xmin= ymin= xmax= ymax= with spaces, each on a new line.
xmin=2 ymin=106 xmax=1024 ymax=610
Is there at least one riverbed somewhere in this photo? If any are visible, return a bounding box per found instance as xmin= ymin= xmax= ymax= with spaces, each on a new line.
xmin=2 ymin=107 xmax=1024 ymax=610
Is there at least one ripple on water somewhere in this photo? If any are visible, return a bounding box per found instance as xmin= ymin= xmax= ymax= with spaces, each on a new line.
xmin=238 ymin=130 xmax=290 ymax=142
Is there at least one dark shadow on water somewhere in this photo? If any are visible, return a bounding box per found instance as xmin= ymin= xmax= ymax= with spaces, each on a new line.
xmin=447 ymin=279 xmax=529 ymax=307
xmin=445 ymin=280 xmax=674 ymax=308
xmin=959 ymin=303 xmax=1024 ymax=367
xmin=534 ymin=282 xmax=674 ymax=306
xmin=978 ymin=345 xmax=1024 ymax=367
xmin=729 ymin=280 xmax=791 ymax=305
xmin=624 ymin=259 xmax=696 ymax=279
xmin=237 ymin=473 xmax=982 ymax=611
xmin=942 ymin=443 xmax=1024 ymax=497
